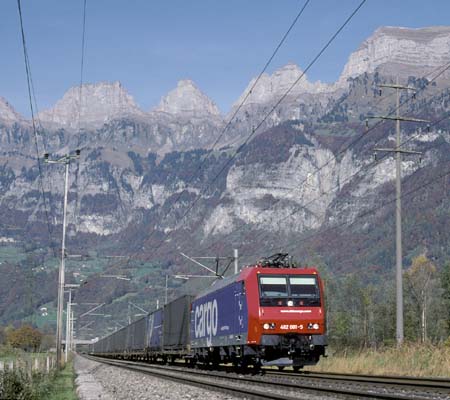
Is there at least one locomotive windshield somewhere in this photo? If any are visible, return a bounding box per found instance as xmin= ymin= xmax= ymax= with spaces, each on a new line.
xmin=259 ymin=275 xmax=320 ymax=307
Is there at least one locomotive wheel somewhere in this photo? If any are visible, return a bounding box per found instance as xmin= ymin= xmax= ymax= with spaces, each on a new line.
xmin=253 ymin=360 xmax=264 ymax=375
xmin=234 ymin=358 xmax=248 ymax=373
xmin=292 ymin=366 xmax=303 ymax=372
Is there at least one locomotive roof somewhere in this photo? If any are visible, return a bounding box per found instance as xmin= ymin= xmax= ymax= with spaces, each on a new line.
xmin=194 ymin=265 xmax=319 ymax=300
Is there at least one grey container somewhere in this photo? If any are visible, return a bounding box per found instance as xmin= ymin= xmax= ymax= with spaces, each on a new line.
xmin=125 ymin=316 xmax=147 ymax=351
xmin=163 ymin=295 xmax=194 ymax=351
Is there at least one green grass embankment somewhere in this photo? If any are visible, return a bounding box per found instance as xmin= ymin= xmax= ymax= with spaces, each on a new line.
xmin=47 ymin=361 xmax=77 ymax=400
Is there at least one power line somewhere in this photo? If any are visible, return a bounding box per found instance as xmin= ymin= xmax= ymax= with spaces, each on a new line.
xmin=243 ymin=109 xmax=450 ymax=255
xmin=16 ymin=0 xmax=58 ymax=259
xmin=198 ymin=60 xmax=450 ymax=254
xmin=242 ymin=147 xmax=450 ymax=260
xmin=71 ymin=0 xmax=88 ymax=240
xmin=237 ymin=110 xmax=450 ymax=259
xmin=146 ymin=0 xmax=368 ymax=259
xmin=102 ymin=0 xmax=314 ymax=270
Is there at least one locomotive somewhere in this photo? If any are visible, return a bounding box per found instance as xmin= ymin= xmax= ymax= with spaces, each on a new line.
xmin=90 ymin=254 xmax=327 ymax=370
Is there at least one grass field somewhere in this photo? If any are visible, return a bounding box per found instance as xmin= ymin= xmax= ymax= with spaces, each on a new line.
xmin=47 ymin=361 xmax=77 ymax=400
xmin=306 ymin=343 xmax=450 ymax=378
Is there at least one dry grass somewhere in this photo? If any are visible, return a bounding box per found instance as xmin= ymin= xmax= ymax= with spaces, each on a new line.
xmin=305 ymin=343 xmax=450 ymax=378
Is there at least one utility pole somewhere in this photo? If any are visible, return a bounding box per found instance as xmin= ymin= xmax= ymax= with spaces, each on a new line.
xmin=65 ymin=289 xmax=72 ymax=363
xmin=44 ymin=150 xmax=80 ymax=368
xmin=370 ymin=78 xmax=428 ymax=346
xmin=165 ymin=274 xmax=168 ymax=305
xmin=64 ymin=284 xmax=79 ymax=359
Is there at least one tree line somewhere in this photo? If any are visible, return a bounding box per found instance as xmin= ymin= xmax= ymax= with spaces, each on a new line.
xmin=320 ymin=254 xmax=450 ymax=347
xmin=0 ymin=325 xmax=53 ymax=353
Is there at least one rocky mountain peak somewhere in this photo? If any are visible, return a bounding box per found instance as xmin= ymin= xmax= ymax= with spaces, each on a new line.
xmin=153 ymin=79 xmax=221 ymax=118
xmin=231 ymin=63 xmax=332 ymax=109
xmin=338 ymin=26 xmax=450 ymax=84
xmin=38 ymin=81 xmax=144 ymax=129
xmin=0 ymin=97 xmax=24 ymax=124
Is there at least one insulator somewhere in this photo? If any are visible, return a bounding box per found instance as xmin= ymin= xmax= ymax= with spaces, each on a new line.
xmin=426 ymin=124 xmax=431 ymax=132
xmin=379 ymin=89 xmax=382 ymax=96
xmin=373 ymin=153 xmax=377 ymax=162
xmin=365 ymin=119 xmax=369 ymax=129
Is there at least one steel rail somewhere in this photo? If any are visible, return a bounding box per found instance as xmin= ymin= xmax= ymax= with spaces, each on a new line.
xmin=265 ymin=370 xmax=450 ymax=389
xmin=85 ymin=355 xmax=449 ymax=399
xmin=85 ymin=355 xmax=302 ymax=400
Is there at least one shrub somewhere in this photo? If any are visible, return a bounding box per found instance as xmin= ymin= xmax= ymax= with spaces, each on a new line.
xmin=0 ymin=369 xmax=52 ymax=400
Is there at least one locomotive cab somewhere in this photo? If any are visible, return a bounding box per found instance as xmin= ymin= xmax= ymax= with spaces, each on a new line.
xmin=245 ymin=254 xmax=327 ymax=369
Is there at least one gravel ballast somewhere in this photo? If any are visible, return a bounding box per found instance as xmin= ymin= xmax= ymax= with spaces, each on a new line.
xmin=74 ymin=355 xmax=242 ymax=400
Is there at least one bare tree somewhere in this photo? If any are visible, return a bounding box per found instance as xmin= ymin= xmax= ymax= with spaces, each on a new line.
xmin=405 ymin=254 xmax=436 ymax=342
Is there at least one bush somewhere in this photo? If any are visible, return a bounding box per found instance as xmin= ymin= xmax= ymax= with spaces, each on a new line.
xmin=0 ymin=369 xmax=52 ymax=400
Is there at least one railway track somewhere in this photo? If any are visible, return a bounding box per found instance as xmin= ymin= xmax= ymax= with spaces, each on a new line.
xmin=85 ymin=355 xmax=450 ymax=399
xmin=267 ymin=369 xmax=450 ymax=391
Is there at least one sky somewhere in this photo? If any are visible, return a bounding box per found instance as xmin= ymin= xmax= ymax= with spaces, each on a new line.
xmin=2 ymin=0 xmax=450 ymax=117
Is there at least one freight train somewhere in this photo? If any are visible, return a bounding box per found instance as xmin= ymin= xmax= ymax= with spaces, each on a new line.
xmin=89 ymin=254 xmax=327 ymax=370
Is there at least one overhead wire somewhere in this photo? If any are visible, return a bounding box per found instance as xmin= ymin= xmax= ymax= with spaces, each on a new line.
xmin=71 ymin=0 xmax=88 ymax=242
xmin=327 ymin=162 xmax=450 ymax=272
xmin=16 ymin=0 xmax=58 ymax=259
xmin=145 ymin=0 xmax=369 ymax=260
xmin=198 ymin=59 xmax=450 ymax=254
xmin=102 ymin=0 xmax=315 ymax=270
xmin=239 ymin=113 xmax=450 ymax=260
xmin=261 ymin=159 xmax=450 ymax=261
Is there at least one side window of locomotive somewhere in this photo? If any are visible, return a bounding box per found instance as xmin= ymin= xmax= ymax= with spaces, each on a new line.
xmin=259 ymin=276 xmax=288 ymax=298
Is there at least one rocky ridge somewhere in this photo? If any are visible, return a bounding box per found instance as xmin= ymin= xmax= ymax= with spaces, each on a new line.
xmin=2 ymin=26 xmax=449 ymax=148
xmin=37 ymin=81 xmax=145 ymax=130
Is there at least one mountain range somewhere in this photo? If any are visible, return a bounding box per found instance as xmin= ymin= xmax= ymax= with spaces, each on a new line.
xmin=0 ymin=26 xmax=449 ymax=325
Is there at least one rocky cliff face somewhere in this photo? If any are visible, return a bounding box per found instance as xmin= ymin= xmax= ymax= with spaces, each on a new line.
xmin=339 ymin=26 xmax=450 ymax=84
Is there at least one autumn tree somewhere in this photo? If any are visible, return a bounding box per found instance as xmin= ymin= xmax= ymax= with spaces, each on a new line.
xmin=405 ymin=254 xmax=436 ymax=342
xmin=6 ymin=325 xmax=42 ymax=352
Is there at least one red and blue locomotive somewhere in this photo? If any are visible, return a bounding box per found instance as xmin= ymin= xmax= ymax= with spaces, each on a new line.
xmin=191 ymin=253 xmax=327 ymax=369
xmin=90 ymin=254 xmax=327 ymax=370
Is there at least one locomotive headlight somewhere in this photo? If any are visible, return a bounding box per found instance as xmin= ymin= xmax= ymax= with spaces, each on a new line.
xmin=263 ymin=323 xmax=270 ymax=330
xmin=263 ymin=323 xmax=276 ymax=330
xmin=313 ymin=323 xmax=319 ymax=330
